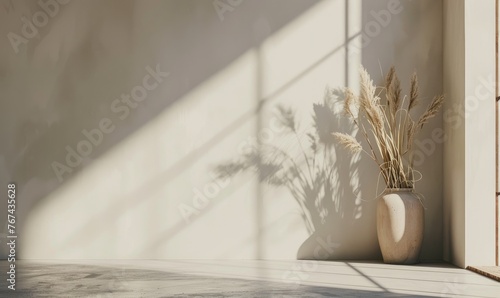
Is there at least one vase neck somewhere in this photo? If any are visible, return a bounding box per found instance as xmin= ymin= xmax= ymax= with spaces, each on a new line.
xmin=385 ymin=188 xmax=414 ymax=192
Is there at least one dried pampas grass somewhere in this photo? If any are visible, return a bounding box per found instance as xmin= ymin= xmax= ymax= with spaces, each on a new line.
xmin=332 ymin=132 xmax=362 ymax=154
xmin=334 ymin=67 xmax=444 ymax=189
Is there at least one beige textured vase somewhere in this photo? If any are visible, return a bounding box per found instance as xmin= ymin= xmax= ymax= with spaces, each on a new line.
xmin=377 ymin=188 xmax=424 ymax=264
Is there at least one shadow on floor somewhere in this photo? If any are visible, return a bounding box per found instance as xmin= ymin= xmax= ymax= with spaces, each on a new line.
xmin=0 ymin=261 xmax=440 ymax=297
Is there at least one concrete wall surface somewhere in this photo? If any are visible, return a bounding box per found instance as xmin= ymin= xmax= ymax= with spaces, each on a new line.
xmin=0 ymin=0 xmax=444 ymax=260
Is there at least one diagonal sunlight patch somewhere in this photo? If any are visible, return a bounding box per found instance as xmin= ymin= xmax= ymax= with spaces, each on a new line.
xmin=21 ymin=0 xmax=365 ymax=260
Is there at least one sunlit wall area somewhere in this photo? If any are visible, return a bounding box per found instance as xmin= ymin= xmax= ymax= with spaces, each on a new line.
xmin=443 ymin=0 xmax=496 ymax=268
xmin=0 ymin=0 xmax=443 ymax=260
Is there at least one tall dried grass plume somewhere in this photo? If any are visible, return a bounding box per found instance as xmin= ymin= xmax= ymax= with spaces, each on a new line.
xmin=333 ymin=67 xmax=444 ymax=189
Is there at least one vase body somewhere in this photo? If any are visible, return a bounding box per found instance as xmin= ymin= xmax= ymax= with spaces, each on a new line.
xmin=377 ymin=189 xmax=424 ymax=264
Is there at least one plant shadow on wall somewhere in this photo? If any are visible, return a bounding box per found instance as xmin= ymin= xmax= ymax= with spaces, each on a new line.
xmin=216 ymin=87 xmax=378 ymax=260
